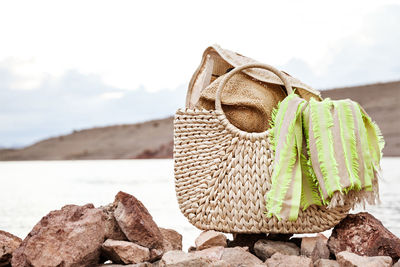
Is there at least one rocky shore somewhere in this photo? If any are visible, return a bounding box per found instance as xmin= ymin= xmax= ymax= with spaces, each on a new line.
xmin=1 ymin=191 xmax=400 ymax=266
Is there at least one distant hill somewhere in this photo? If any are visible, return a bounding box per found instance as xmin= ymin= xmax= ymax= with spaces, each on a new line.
xmin=0 ymin=81 xmax=398 ymax=160
xmin=0 ymin=117 xmax=173 ymax=160
xmin=322 ymin=81 xmax=399 ymax=157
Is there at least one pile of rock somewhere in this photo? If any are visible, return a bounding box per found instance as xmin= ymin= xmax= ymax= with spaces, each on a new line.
xmin=161 ymin=213 xmax=400 ymax=267
xmin=2 ymin=191 xmax=182 ymax=267
xmin=1 ymin=191 xmax=400 ymax=266
xmin=0 ymin=230 xmax=21 ymax=266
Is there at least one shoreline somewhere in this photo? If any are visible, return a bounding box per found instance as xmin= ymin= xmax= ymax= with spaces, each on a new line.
xmin=0 ymin=80 xmax=399 ymax=160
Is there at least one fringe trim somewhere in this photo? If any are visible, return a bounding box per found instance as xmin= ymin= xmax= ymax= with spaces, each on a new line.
xmin=340 ymin=101 xmax=361 ymax=189
xmin=266 ymin=93 xmax=384 ymax=219
xmin=327 ymin=170 xmax=380 ymax=209
xmin=266 ymin=93 xmax=303 ymax=220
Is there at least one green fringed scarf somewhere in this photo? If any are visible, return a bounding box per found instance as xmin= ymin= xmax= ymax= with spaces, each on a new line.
xmin=265 ymin=93 xmax=384 ymax=221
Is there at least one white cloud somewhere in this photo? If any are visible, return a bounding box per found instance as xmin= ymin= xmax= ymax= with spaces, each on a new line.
xmin=0 ymin=0 xmax=398 ymax=91
xmin=99 ymin=92 xmax=125 ymax=100
xmin=0 ymin=64 xmax=186 ymax=147
xmin=281 ymin=4 xmax=400 ymax=89
xmin=0 ymin=1 xmax=399 ymax=147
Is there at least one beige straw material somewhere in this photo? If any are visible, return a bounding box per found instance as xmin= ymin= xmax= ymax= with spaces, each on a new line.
xmin=196 ymin=73 xmax=287 ymax=132
xmin=186 ymin=44 xmax=321 ymax=109
xmin=174 ymin=63 xmax=351 ymax=234
xmin=174 ymin=109 xmax=351 ymax=233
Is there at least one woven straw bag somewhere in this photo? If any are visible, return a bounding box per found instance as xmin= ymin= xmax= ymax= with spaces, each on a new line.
xmin=174 ymin=48 xmax=351 ymax=234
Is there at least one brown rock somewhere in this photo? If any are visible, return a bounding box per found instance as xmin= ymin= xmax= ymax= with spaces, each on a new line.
xmin=0 ymin=230 xmax=22 ymax=267
xmin=97 ymin=263 xmax=153 ymax=267
xmin=221 ymin=247 xmax=264 ymax=266
xmin=328 ymin=212 xmax=400 ymax=262
xmin=191 ymin=246 xmax=225 ymax=260
xmin=300 ymin=234 xmax=329 ymax=262
xmin=149 ymin=248 xmax=164 ymax=262
xmin=195 ymin=230 xmax=227 ymax=250
xmin=336 ymin=251 xmax=392 ymax=267
xmin=311 ymin=239 xmax=330 ymax=262
xmin=314 ymin=259 xmax=339 ymax=267
xmin=301 ymin=237 xmax=317 ymax=257
xmin=135 ymin=264 xmax=154 ymax=267
xmin=150 ymin=227 xmax=183 ymax=263
xmin=265 ymin=252 xmax=312 ymax=267
xmin=101 ymin=203 xmax=127 ymax=240
xmin=159 ymin=250 xmax=227 ymax=266
xmin=12 ymin=204 xmax=106 ymax=267
xmin=227 ymin=233 xmax=265 ymax=253
xmin=114 ymin=191 xmax=163 ymax=249
xmin=102 ymin=239 xmax=150 ymax=264
xmin=160 ymin=228 xmax=182 ymax=251
xmin=301 ymin=234 xmax=328 ymax=257
xmin=188 ymin=246 xmax=196 ymax=252
xmin=254 ymin=239 xmax=300 ymax=261
xmin=211 ymin=261 xmax=231 ymax=267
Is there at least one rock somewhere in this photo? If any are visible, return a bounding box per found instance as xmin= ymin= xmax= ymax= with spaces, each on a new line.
xmin=102 ymin=239 xmax=150 ymax=264
xmin=188 ymin=246 xmax=196 ymax=252
xmin=254 ymin=239 xmax=300 ymax=260
xmin=313 ymin=259 xmax=339 ymax=267
xmin=336 ymin=251 xmax=392 ymax=267
xmin=301 ymin=238 xmax=314 ymax=256
xmin=195 ymin=230 xmax=227 ymax=250
xmin=301 ymin=234 xmax=328 ymax=257
xmin=160 ymin=228 xmax=182 ymax=251
xmin=192 ymin=246 xmax=225 ymax=260
xmin=12 ymin=204 xmax=106 ymax=267
xmin=101 ymin=203 xmax=127 ymax=240
xmin=227 ymin=233 xmax=265 ymax=253
xmin=394 ymin=260 xmax=400 ymax=267
xmin=148 ymin=228 xmax=181 ymax=260
xmin=211 ymin=261 xmax=231 ymax=267
xmin=0 ymin=230 xmax=22 ymax=267
xmin=221 ymin=247 xmax=264 ymax=266
xmin=149 ymin=248 xmax=164 ymax=262
xmin=98 ymin=263 xmax=152 ymax=267
xmin=265 ymin=252 xmax=312 ymax=267
xmin=159 ymin=250 xmax=227 ymax=266
xmin=114 ymin=191 xmax=163 ymax=249
xmin=300 ymin=234 xmax=329 ymax=262
xmin=311 ymin=239 xmax=330 ymax=262
xmin=328 ymin=212 xmax=400 ymax=262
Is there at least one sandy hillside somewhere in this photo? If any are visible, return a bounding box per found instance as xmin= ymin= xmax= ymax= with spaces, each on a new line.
xmin=0 ymin=117 xmax=173 ymax=160
xmin=0 ymin=81 xmax=398 ymax=160
xmin=322 ymin=81 xmax=399 ymax=156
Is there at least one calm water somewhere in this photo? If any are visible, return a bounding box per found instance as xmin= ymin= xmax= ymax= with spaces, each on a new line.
xmin=0 ymin=158 xmax=399 ymax=249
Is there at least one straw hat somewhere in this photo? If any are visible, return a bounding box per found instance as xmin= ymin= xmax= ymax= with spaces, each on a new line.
xmin=197 ymin=72 xmax=286 ymax=132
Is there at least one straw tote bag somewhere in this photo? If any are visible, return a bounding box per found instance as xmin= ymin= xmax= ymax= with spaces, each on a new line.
xmin=174 ymin=47 xmax=351 ymax=234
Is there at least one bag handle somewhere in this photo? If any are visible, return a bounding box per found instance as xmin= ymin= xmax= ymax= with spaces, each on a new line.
xmin=215 ymin=63 xmax=294 ymax=136
xmin=215 ymin=63 xmax=293 ymax=111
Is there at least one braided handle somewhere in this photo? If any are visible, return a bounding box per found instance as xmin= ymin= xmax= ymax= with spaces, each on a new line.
xmin=215 ymin=63 xmax=293 ymax=112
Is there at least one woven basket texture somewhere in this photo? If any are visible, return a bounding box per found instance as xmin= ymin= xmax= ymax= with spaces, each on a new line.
xmin=174 ymin=108 xmax=351 ymax=233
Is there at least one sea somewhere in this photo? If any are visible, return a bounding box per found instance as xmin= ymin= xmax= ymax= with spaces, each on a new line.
xmin=0 ymin=158 xmax=399 ymax=250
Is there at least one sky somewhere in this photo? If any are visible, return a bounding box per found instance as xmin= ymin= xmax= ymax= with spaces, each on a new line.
xmin=0 ymin=0 xmax=399 ymax=147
